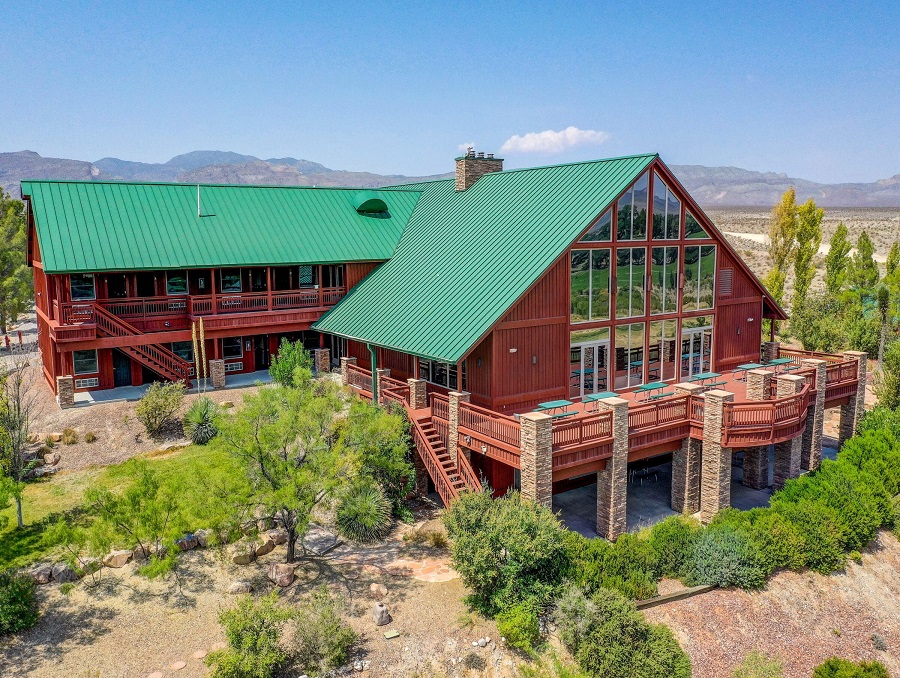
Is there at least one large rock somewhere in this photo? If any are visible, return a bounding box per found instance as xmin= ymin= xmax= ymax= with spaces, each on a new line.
xmin=227 ymin=581 xmax=253 ymax=595
xmin=194 ymin=529 xmax=212 ymax=548
xmin=372 ymin=601 xmax=392 ymax=626
xmin=103 ymin=549 xmax=133 ymax=568
xmin=44 ymin=452 xmax=61 ymax=466
xmin=369 ymin=583 xmax=388 ymax=599
xmin=176 ymin=534 xmax=199 ymax=551
xmin=47 ymin=432 xmax=63 ymax=442
xmin=267 ymin=562 xmax=295 ymax=587
xmin=51 ymin=562 xmax=78 ymax=583
xmin=30 ymin=563 xmax=53 ymax=584
xmin=255 ymin=535 xmax=276 ymax=557
xmin=229 ymin=540 xmax=256 ymax=566
xmin=32 ymin=466 xmax=56 ymax=478
xmin=265 ymin=528 xmax=288 ymax=546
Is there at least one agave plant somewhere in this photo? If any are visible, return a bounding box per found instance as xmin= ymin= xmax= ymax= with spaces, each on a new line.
xmin=335 ymin=480 xmax=392 ymax=544
xmin=183 ymin=396 xmax=221 ymax=445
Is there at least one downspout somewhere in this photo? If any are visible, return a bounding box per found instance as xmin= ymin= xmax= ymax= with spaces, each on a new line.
xmin=368 ymin=343 xmax=378 ymax=402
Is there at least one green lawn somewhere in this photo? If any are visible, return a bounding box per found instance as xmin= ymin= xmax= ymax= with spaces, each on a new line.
xmin=0 ymin=444 xmax=226 ymax=570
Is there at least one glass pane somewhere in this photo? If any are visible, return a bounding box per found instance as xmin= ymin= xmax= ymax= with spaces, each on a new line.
xmin=571 ymin=327 xmax=610 ymax=344
xmin=649 ymin=320 xmax=677 ymax=381
xmin=699 ymin=245 xmax=716 ymax=310
xmin=580 ymin=209 xmax=611 ymax=242
xmin=631 ymin=248 xmax=646 ymax=316
xmin=70 ymin=274 xmax=96 ymax=300
xmin=570 ymin=250 xmax=590 ymax=322
xmin=73 ymin=350 xmax=98 ymax=375
xmin=221 ymin=270 xmax=242 ymax=293
xmin=652 ymin=172 xmax=667 ymax=240
xmin=667 ymin=191 xmax=681 ymax=239
xmin=632 ymin=173 xmax=648 ymax=239
xmin=166 ymin=271 xmax=188 ymax=295
xmin=683 ymin=246 xmax=699 ymax=312
xmin=223 ymin=337 xmax=243 ymax=359
xmin=418 ymin=359 xmax=430 ymax=381
xmin=615 ymin=248 xmax=632 ymax=317
xmin=298 ymin=265 xmax=315 ymax=286
xmin=171 ymin=341 xmax=194 ymax=362
xmin=685 ymin=211 xmax=710 ymax=239
xmin=590 ymin=249 xmax=611 ymax=320
xmin=617 ymin=188 xmax=633 ymax=240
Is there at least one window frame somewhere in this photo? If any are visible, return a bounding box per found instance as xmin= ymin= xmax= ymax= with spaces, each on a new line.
xmin=69 ymin=273 xmax=96 ymax=301
xmin=222 ymin=337 xmax=244 ymax=360
xmin=166 ymin=270 xmax=189 ymax=296
xmin=220 ymin=269 xmax=243 ymax=293
xmin=615 ymin=246 xmax=646 ymax=319
xmin=616 ymin=172 xmax=648 ymax=241
xmin=171 ymin=341 xmax=195 ymax=363
xmin=651 ymin=172 xmax=681 ymax=240
xmin=650 ymin=246 xmax=680 ymax=315
xmin=73 ymin=349 xmax=99 ymax=375
xmin=570 ymin=248 xmax=611 ymax=323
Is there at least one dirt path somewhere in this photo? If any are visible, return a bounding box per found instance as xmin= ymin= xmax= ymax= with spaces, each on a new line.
xmin=643 ymin=531 xmax=900 ymax=677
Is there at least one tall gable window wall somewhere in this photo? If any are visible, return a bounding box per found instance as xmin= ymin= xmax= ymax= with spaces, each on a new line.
xmin=652 ymin=173 xmax=681 ymax=240
xmin=616 ymin=173 xmax=648 ymax=240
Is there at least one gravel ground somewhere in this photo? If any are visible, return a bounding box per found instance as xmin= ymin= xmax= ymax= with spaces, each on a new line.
xmin=643 ymin=530 xmax=900 ymax=678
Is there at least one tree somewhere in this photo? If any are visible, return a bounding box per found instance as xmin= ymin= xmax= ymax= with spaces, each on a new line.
xmin=825 ymin=222 xmax=852 ymax=295
xmin=887 ymin=242 xmax=900 ymax=278
xmin=849 ymin=231 xmax=879 ymax=291
xmin=876 ymin=285 xmax=891 ymax=370
xmin=764 ymin=187 xmax=799 ymax=307
xmin=789 ymin=293 xmax=846 ymax=352
xmin=0 ymin=357 xmax=37 ymax=528
xmin=792 ymin=198 xmax=824 ymax=313
xmin=269 ymin=339 xmax=313 ymax=388
xmin=0 ymin=192 xmax=32 ymax=334
xmin=215 ymin=382 xmax=355 ymax=562
xmin=874 ymin=341 xmax=900 ymax=409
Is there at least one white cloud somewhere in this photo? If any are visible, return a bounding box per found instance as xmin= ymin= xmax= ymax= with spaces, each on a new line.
xmin=457 ymin=141 xmax=476 ymax=152
xmin=499 ymin=126 xmax=610 ymax=154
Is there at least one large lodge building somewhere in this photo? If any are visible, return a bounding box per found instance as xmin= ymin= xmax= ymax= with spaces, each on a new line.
xmin=23 ymin=151 xmax=867 ymax=537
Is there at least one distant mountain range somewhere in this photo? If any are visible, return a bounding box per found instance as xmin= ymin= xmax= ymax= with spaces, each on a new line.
xmin=3 ymin=149 xmax=899 ymax=207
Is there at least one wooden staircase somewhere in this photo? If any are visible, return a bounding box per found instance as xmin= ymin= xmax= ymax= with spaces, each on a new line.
xmin=92 ymin=305 xmax=193 ymax=386
xmin=411 ymin=412 xmax=481 ymax=506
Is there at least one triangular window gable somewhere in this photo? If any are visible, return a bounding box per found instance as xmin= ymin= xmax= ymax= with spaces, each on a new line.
xmin=685 ymin=210 xmax=710 ymax=239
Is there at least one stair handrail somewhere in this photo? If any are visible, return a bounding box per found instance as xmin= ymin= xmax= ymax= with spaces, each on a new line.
xmin=411 ymin=417 xmax=459 ymax=507
xmin=455 ymin=448 xmax=482 ymax=492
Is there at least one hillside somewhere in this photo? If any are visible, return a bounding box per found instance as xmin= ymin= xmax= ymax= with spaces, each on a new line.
xmin=3 ymin=149 xmax=899 ymax=207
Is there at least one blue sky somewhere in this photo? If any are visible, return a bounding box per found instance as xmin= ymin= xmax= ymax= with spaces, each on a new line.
xmin=1 ymin=0 xmax=897 ymax=182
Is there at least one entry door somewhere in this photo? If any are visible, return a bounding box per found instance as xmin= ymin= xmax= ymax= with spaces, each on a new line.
xmin=570 ymin=341 xmax=609 ymax=399
xmin=112 ymin=350 xmax=131 ymax=387
xmin=681 ymin=328 xmax=713 ymax=379
xmin=254 ymin=335 xmax=270 ymax=370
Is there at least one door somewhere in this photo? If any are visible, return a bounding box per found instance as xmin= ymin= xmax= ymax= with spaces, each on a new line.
xmin=254 ymin=335 xmax=270 ymax=370
xmin=681 ymin=326 xmax=713 ymax=379
xmin=112 ymin=350 xmax=131 ymax=387
xmin=569 ymin=341 xmax=609 ymax=399
xmin=106 ymin=274 xmax=128 ymax=298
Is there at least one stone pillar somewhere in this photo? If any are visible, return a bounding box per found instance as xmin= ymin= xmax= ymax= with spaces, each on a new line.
xmin=312 ymin=348 xmax=330 ymax=376
xmin=746 ymin=368 xmax=773 ymax=401
xmin=596 ymin=397 xmax=629 ymax=540
xmin=340 ymin=356 xmax=357 ymax=386
xmin=56 ymin=375 xmax=75 ymax=409
xmin=209 ymin=359 xmax=226 ymax=390
xmin=838 ymin=350 xmax=868 ymax=446
xmin=447 ymin=391 xmax=470 ymax=467
xmin=518 ymin=412 xmax=553 ymax=507
xmin=772 ymin=374 xmax=806 ymax=490
xmin=375 ymin=368 xmax=391 ymax=404
xmin=761 ymin=341 xmax=780 ymax=364
xmin=671 ymin=383 xmax=704 ymax=514
xmin=407 ymin=378 xmax=427 ymax=410
xmin=800 ymin=358 xmax=827 ymax=472
xmin=742 ymin=368 xmax=774 ymax=490
xmin=701 ymin=389 xmax=734 ymax=523
xmin=413 ymin=450 xmax=429 ymax=496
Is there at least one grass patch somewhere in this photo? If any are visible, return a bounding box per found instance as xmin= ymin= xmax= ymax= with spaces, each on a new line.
xmin=0 ymin=444 xmax=225 ymax=569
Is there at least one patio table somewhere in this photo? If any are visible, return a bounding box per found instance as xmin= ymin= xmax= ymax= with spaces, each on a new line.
xmin=534 ymin=399 xmax=575 ymax=417
xmin=634 ymin=381 xmax=669 ymax=401
xmin=765 ymin=357 xmax=794 ymax=372
xmin=583 ymin=391 xmax=619 ymax=411
xmin=733 ymin=363 xmax=764 ymax=380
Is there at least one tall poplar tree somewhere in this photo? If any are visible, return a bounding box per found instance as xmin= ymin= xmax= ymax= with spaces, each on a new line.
xmin=792 ymin=198 xmax=824 ymax=312
xmin=0 ymin=191 xmax=33 ymax=334
xmin=849 ymin=231 xmax=879 ymax=291
xmin=825 ymin=222 xmax=852 ymax=295
xmin=886 ymin=242 xmax=900 ymax=278
xmin=763 ymin=187 xmax=798 ymax=306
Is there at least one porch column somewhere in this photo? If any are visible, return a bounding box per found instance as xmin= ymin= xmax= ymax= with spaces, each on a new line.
xmin=518 ymin=412 xmax=552 ymax=507
xmin=800 ymin=359 xmax=827 ymax=472
xmin=671 ymin=383 xmax=704 ymax=514
xmin=56 ymin=375 xmax=75 ymax=409
xmin=838 ymin=350 xmax=868 ymax=446
xmin=701 ymin=389 xmax=734 ymax=523
xmin=340 ymin=356 xmax=357 ymax=386
xmin=312 ymin=348 xmax=330 ymax=376
xmin=761 ymin=341 xmax=780 ymax=364
xmin=209 ymin=359 xmax=226 ymax=390
xmin=743 ymin=369 xmax=774 ymax=490
xmin=772 ymin=374 xmax=806 ymax=490
xmin=375 ymin=368 xmax=391 ymax=404
xmin=447 ymin=391 xmax=470 ymax=467
xmin=265 ymin=267 xmax=272 ymax=311
xmin=407 ymin=378 xmax=427 ymax=410
xmin=596 ymin=397 xmax=629 ymax=540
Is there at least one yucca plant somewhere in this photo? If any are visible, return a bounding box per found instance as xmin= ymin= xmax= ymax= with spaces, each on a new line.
xmin=183 ymin=396 xmax=220 ymax=445
xmin=335 ymin=481 xmax=392 ymax=544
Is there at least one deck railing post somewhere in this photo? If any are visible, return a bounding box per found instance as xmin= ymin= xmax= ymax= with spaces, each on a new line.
xmin=595 ymin=397 xmax=629 ymax=540
xmin=407 ymin=378 xmax=427 ymax=410
xmin=838 ymin=350 xmax=867 ymax=447
xmin=800 ymin=359 xmax=827 ymax=472
xmin=772 ymin=374 xmax=806 ymax=490
xmin=340 ymin=356 xmax=356 ymax=386
xmin=519 ymin=412 xmax=552 ymax=508
xmin=761 ymin=341 xmax=780 ymax=364
xmin=701 ymin=389 xmax=735 ymax=523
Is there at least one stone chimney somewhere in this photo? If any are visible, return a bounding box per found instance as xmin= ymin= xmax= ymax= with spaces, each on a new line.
xmin=455 ymin=148 xmax=503 ymax=191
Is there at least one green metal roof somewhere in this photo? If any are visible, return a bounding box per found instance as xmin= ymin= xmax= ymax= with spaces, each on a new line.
xmin=22 ymin=181 xmax=421 ymax=274
xmin=314 ymin=154 xmax=657 ymax=362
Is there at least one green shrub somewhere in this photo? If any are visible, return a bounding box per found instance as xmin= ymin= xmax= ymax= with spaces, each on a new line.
xmin=857 ymin=407 xmax=900 ymax=438
xmin=335 ymin=480 xmax=392 ymax=543
xmin=555 ymin=586 xmax=690 ymax=678
xmin=84 ymin=431 xmax=97 ymax=443
xmin=292 ymin=587 xmax=358 ymax=676
xmin=565 ymin=531 xmax=658 ymax=600
xmin=496 ymin=601 xmax=541 ymax=654
xmin=443 ymin=491 xmax=569 ymax=615
xmin=269 ymin=339 xmax=313 ymax=388
xmin=812 ymin=657 xmax=889 ymax=677
xmin=689 ymin=524 xmax=766 ymax=589
xmin=770 ymin=500 xmax=847 ymax=574
xmin=61 ymin=427 xmax=78 ymax=445
xmin=732 ymin=650 xmax=784 ymax=677
xmin=0 ymin=570 xmax=39 ymax=636
xmin=647 ymin=515 xmax=700 ymax=580
xmin=207 ymin=593 xmax=292 ymax=678
xmin=183 ymin=396 xmax=221 ymax=445
xmin=136 ymin=381 xmax=186 ymax=437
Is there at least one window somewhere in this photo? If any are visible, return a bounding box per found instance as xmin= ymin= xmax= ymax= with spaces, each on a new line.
xmin=73 ymin=349 xmax=98 ymax=375
xmin=220 ymin=269 xmax=242 ymax=293
xmin=615 ymin=247 xmax=646 ymax=318
xmin=684 ymin=211 xmax=710 ymax=239
xmin=171 ymin=341 xmax=194 ymax=362
xmin=650 ymin=246 xmax=680 ymax=315
xmin=224 ymin=362 xmax=243 ymax=373
xmin=69 ymin=274 xmax=96 ymax=300
xmin=75 ymin=377 xmax=99 ymax=388
xmin=570 ymin=248 xmax=611 ymax=322
xmin=418 ymin=359 xmax=466 ymax=391
xmin=298 ymin=265 xmax=316 ymax=287
xmin=614 ymin=322 xmax=645 ymax=389
xmin=652 ymin=172 xmax=681 ymax=240
xmin=222 ymin=337 xmax=243 ymax=359
xmin=681 ymin=316 xmax=714 ymax=379
xmin=166 ymin=270 xmax=188 ymax=295
xmin=579 ymin=209 xmax=612 ymax=242
xmin=570 ymin=328 xmax=610 ymax=399
xmin=649 ymin=319 xmax=678 ymax=381
xmin=616 ymin=173 xmax=648 ymax=240
xmin=683 ymin=245 xmax=716 ymax=312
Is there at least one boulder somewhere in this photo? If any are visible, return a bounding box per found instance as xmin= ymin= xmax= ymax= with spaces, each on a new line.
xmin=44 ymin=452 xmax=61 ymax=466
xmin=30 ymin=563 xmax=53 ymax=584
xmin=176 ymin=534 xmax=199 ymax=551
xmin=372 ymin=601 xmax=392 ymax=626
xmin=132 ymin=544 xmax=151 ymax=562
xmin=51 ymin=562 xmax=78 ymax=583
xmin=267 ymin=562 xmax=295 ymax=587
xmin=369 ymin=583 xmax=388 ymax=599
xmin=47 ymin=432 xmax=63 ymax=442
xmin=265 ymin=528 xmax=288 ymax=546
xmin=32 ymin=466 xmax=56 ymax=478
xmin=220 ymin=400 xmax=234 ymax=409
xmin=255 ymin=535 xmax=276 ymax=557
xmin=103 ymin=549 xmax=133 ymax=568
xmin=228 ymin=581 xmax=253 ymax=595
xmin=229 ymin=540 xmax=256 ymax=566
xmin=194 ymin=529 xmax=212 ymax=548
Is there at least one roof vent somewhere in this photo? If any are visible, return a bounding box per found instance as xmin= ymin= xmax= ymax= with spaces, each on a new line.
xmin=353 ymin=191 xmax=389 ymax=215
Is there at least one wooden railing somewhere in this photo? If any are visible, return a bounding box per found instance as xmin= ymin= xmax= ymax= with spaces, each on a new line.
xmin=431 ymin=393 xmax=450 ymax=422
xmin=628 ymin=395 xmax=690 ymax=433
xmin=721 ymin=385 xmax=810 ymax=445
xmin=551 ymin=410 xmax=613 ymax=452
xmin=779 ymin=347 xmax=846 ymax=365
xmin=411 ymin=417 xmax=458 ymax=507
xmin=346 ymin=364 xmax=373 ymax=398
xmin=382 ymin=384 xmax=410 ymax=409
xmin=459 ymin=401 xmax=521 ymax=448
xmin=456 ymin=448 xmax=482 ymax=491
